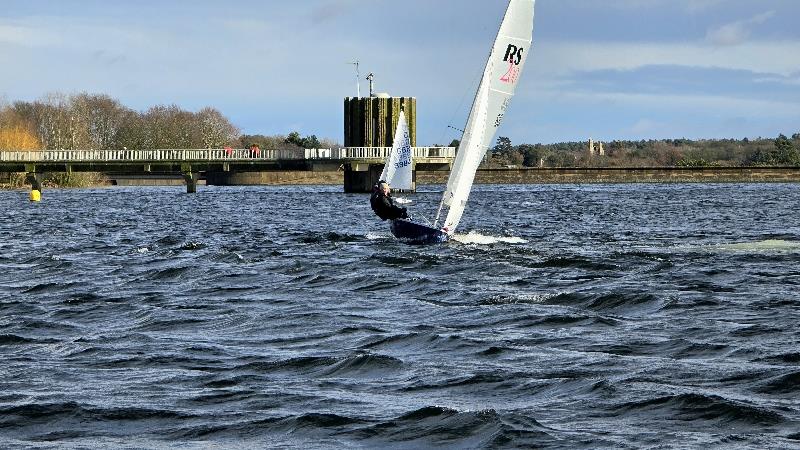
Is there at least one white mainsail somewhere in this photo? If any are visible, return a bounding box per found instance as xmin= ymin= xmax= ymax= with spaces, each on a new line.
xmin=379 ymin=110 xmax=413 ymax=191
xmin=438 ymin=0 xmax=535 ymax=233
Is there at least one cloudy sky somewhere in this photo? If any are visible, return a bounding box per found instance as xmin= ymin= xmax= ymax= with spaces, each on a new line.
xmin=1 ymin=0 xmax=799 ymax=145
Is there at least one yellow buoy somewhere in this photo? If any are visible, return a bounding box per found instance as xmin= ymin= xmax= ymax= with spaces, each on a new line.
xmin=30 ymin=190 xmax=41 ymax=202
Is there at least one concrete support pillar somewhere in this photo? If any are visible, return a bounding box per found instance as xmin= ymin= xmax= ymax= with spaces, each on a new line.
xmin=183 ymin=172 xmax=199 ymax=193
xmin=342 ymin=163 xmax=416 ymax=193
xmin=343 ymin=163 xmax=370 ymax=193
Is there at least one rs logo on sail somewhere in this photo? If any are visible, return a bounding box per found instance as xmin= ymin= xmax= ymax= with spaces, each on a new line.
xmin=503 ymin=44 xmax=524 ymax=65
xmin=500 ymin=44 xmax=524 ymax=84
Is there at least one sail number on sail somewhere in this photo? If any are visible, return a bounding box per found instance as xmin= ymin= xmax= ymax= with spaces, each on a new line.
xmin=395 ymin=132 xmax=412 ymax=169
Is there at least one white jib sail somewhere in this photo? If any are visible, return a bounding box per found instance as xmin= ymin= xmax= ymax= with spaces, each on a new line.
xmin=379 ymin=110 xmax=413 ymax=191
xmin=440 ymin=0 xmax=535 ymax=233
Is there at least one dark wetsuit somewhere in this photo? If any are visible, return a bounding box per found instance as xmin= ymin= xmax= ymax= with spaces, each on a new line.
xmin=370 ymin=190 xmax=408 ymax=221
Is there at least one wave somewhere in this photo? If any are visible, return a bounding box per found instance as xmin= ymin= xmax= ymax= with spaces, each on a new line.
xmin=23 ymin=281 xmax=80 ymax=294
xmin=0 ymin=402 xmax=192 ymax=425
xmin=283 ymin=412 xmax=366 ymax=430
xmin=544 ymin=291 xmax=663 ymax=313
xmin=452 ymin=231 xmax=527 ymax=245
xmin=477 ymin=346 xmax=514 ymax=356
xmin=165 ymin=412 xmax=365 ymax=441
xmin=756 ymin=352 xmax=800 ymax=364
xmin=613 ymin=393 xmax=786 ymax=426
xmin=61 ymin=292 xmax=106 ymax=305
xmin=320 ymin=353 xmax=403 ymax=377
xmin=755 ymin=370 xmax=800 ymax=395
xmin=141 ymin=266 xmax=190 ymax=281
xmin=184 ymin=389 xmax=259 ymax=406
xmin=368 ymin=254 xmax=416 ymax=265
xmin=729 ymin=324 xmax=784 ymax=338
xmin=19 ymin=254 xmax=74 ymax=270
xmin=393 ymin=197 xmax=413 ymax=204
xmin=155 ymin=235 xmax=183 ymax=247
xmin=130 ymin=317 xmax=208 ymax=333
xmin=234 ymin=353 xmax=403 ymax=379
xmin=526 ymin=314 xmax=620 ymax=329
xmin=351 ymin=279 xmax=404 ymax=292
xmin=359 ymin=332 xmax=476 ymax=354
xmin=589 ymin=339 xmax=728 ymax=359
xmin=87 ymin=353 xmax=219 ymax=370
xmin=0 ymin=334 xmax=42 ymax=345
xmin=478 ymin=293 xmax=557 ymax=305
xmin=298 ymin=232 xmax=362 ymax=244
xmin=401 ymin=372 xmax=519 ymax=393
xmin=351 ymin=406 xmax=554 ymax=447
xmin=530 ymin=256 xmax=618 ymax=271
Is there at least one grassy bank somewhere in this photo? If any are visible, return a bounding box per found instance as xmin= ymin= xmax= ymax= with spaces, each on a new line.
xmin=0 ymin=172 xmax=109 ymax=189
xmin=4 ymin=167 xmax=800 ymax=190
xmin=418 ymin=166 xmax=800 ymax=184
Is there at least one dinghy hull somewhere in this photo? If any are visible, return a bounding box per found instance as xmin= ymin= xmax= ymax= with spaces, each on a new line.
xmin=390 ymin=219 xmax=449 ymax=245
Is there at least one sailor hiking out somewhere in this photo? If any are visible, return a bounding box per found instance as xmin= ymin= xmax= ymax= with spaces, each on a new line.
xmin=370 ymin=181 xmax=408 ymax=221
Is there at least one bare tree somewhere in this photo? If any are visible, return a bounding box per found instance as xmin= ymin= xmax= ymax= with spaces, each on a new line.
xmin=116 ymin=109 xmax=146 ymax=150
xmin=196 ymin=107 xmax=240 ymax=148
xmin=0 ymin=104 xmax=41 ymax=150
xmin=71 ymin=93 xmax=131 ymax=149
xmin=140 ymin=105 xmax=196 ymax=149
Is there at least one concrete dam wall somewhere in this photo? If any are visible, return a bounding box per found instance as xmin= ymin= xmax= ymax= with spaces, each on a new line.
xmin=208 ymin=167 xmax=800 ymax=186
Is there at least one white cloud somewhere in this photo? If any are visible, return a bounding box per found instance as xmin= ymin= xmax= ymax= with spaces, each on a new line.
xmin=533 ymin=39 xmax=800 ymax=78
xmin=604 ymin=0 xmax=726 ymax=13
xmin=0 ymin=18 xmax=154 ymax=53
xmin=753 ymin=74 xmax=800 ymax=86
xmin=706 ymin=11 xmax=775 ymax=46
xmin=0 ymin=22 xmax=62 ymax=47
xmin=538 ymin=88 xmax=800 ymax=118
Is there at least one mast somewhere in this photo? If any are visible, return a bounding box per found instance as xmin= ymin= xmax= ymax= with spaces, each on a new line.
xmin=435 ymin=0 xmax=535 ymax=232
xmin=434 ymin=2 xmax=506 ymax=228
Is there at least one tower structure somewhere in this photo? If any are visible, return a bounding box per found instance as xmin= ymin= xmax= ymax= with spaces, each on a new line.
xmin=589 ymin=138 xmax=605 ymax=156
xmin=343 ymin=96 xmax=417 ymax=148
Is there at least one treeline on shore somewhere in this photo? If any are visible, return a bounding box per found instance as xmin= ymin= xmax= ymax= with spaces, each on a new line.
xmin=1 ymin=92 xmax=798 ymax=169
xmin=480 ymin=133 xmax=800 ymax=169
xmin=0 ymin=92 xmax=330 ymax=153
xmin=0 ymin=92 xmax=327 ymax=188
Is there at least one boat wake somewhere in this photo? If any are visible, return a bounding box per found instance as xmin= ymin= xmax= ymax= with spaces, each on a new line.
xmin=366 ymin=232 xmax=393 ymax=241
xmin=452 ymin=231 xmax=527 ymax=245
xmin=712 ymin=239 xmax=800 ymax=252
xmin=394 ymin=197 xmax=413 ymax=205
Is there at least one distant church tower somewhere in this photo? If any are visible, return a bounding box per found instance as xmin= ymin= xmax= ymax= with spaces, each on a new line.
xmin=589 ymin=138 xmax=605 ymax=156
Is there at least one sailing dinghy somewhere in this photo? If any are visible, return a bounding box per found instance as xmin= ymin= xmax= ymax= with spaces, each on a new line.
xmin=390 ymin=0 xmax=535 ymax=244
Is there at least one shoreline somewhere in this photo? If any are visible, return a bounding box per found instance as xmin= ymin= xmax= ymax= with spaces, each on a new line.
xmin=3 ymin=166 xmax=800 ymax=190
xmin=215 ymin=166 xmax=800 ymax=186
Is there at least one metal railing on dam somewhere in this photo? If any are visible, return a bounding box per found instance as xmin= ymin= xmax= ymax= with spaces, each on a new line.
xmin=0 ymin=147 xmax=456 ymax=163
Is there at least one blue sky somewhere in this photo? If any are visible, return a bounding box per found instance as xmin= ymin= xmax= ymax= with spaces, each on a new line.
xmin=1 ymin=0 xmax=799 ymax=145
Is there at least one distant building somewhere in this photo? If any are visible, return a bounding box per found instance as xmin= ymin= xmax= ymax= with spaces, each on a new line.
xmin=589 ymin=138 xmax=605 ymax=156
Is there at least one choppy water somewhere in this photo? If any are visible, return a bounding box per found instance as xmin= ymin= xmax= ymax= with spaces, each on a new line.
xmin=1 ymin=183 xmax=799 ymax=449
